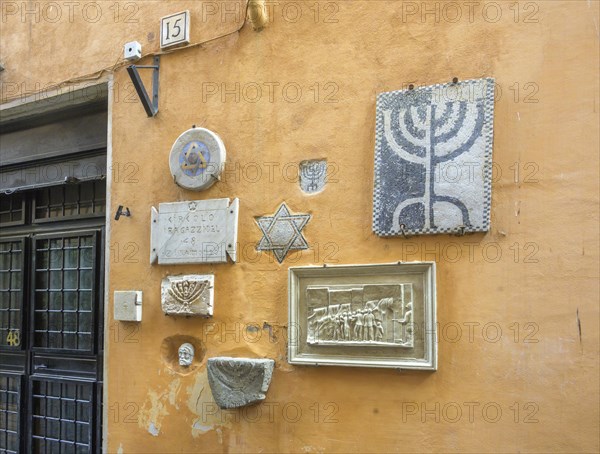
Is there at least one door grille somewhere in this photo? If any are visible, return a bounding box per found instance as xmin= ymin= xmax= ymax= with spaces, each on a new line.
xmin=33 ymin=234 xmax=97 ymax=352
xmin=31 ymin=379 xmax=94 ymax=453
xmin=0 ymin=374 xmax=20 ymax=454
xmin=0 ymin=239 xmax=24 ymax=349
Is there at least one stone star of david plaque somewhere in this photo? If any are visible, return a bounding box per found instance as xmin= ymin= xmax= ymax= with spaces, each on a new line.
xmin=373 ymin=78 xmax=495 ymax=236
xmin=288 ymin=263 xmax=437 ymax=370
xmin=256 ymin=203 xmax=310 ymax=263
xmin=150 ymin=198 xmax=238 ymax=264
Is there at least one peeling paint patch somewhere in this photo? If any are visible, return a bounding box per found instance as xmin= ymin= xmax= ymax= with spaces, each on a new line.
xmin=117 ymin=443 xmax=123 ymax=454
xmin=187 ymin=372 xmax=236 ymax=439
xmin=186 ymin=373 xmax=207 ymax=415
xmin=138 ymin=383 xmax=178 ymax=437
xmin=168 ymin=378 xmax=182 ymax=409
xmin=187 ymin=372 xmax=214 ymax=438
xmin=246 ymin=324 xmax=260 ymax=333
xmin=192 ymin=420 xmax=214 ymax=433
xmin=301 ymin=446 xmax=324 ymax=453
xmin=148 ymin=422 xmax=160 ymax=437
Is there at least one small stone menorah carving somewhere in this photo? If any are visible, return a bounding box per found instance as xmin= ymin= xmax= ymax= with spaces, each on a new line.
xmin=168 ymin=279 xmax=209 ymax=314
xmin=300 ymin=160 xmax=327 ymax=193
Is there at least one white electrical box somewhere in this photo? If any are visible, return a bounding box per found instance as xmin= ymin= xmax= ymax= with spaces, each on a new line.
xmin=114 ymin=291 xmax=143 ymax=322
xmin=124 ymin=41 xmax=142 ymax=61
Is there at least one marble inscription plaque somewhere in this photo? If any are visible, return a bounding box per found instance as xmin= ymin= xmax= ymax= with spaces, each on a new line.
xmin=288 ymin=263 xmax=437 ymax=370
xmin=151 ymin=198 xmax=238 ymax=264
xmin=373 ymin=78 xmax=495 ymax=236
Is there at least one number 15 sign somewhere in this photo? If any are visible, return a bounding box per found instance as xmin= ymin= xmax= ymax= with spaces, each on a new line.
xmin=161 ymin=11 xmax=190 ymax=49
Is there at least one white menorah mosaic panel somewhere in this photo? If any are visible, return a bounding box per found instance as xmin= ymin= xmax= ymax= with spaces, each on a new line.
xmin=373 ymin=78 xmax=495 ymax=236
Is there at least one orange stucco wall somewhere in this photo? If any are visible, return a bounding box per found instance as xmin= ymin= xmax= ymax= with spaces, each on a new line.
xmin=1 ymin=1 xmax=599 ymax=452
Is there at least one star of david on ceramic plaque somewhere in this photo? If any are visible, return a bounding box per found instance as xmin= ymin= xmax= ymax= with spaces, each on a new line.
xmin=256 ymin=203 xmax=310 ymax=263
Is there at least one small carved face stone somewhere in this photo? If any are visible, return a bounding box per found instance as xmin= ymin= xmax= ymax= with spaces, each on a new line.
xmin=178 ymin=343 xmax=194 ymax=367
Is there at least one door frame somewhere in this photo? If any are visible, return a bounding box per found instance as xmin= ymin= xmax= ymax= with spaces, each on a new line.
xmin=1 ymin=77 xmax=113 ymax=453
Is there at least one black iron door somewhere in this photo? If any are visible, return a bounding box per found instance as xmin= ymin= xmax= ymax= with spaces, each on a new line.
xmin=0 ymin=180 xmax=105 ymax=453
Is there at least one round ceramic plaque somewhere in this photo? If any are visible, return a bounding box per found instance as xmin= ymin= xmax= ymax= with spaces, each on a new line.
xmin=169 ymin=127 xmax=226 ymax=191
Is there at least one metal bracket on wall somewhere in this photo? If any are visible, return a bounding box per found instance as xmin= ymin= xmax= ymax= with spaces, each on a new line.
xmin=126 ymin=56 xmax=160 ymax=117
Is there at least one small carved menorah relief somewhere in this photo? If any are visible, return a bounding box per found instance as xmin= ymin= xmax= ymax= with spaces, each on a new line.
xmin=299 ymin=159 xmax=327 ymax=194
xmin=168 ymin=280 xmax=209 ymax=313
xmin=161 ymin=275 xmax=214 ymax=317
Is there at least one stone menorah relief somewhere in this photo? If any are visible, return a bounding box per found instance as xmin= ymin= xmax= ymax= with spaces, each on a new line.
xmin=161 ymin=275 xmax=214 ymax=317
xmin=299 ymin=159 xmax=328 ymax=194
xmin=372 ymin=78 xmax=495 ymax=236
xmin=207 ymin=357 xmax=275 ymax=409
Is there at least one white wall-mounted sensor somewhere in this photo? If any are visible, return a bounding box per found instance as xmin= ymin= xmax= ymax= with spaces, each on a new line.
xmin=124 ymin=41 xmax=142 ymax=61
